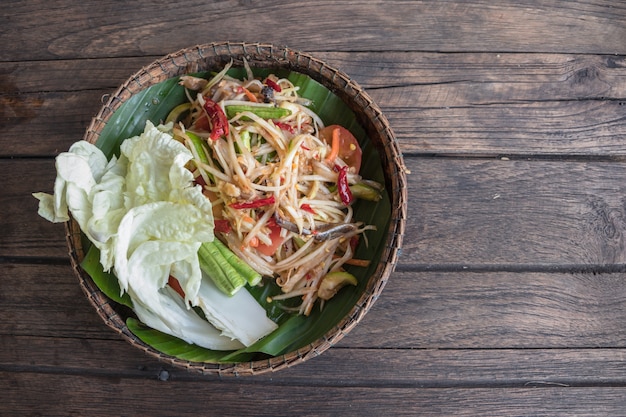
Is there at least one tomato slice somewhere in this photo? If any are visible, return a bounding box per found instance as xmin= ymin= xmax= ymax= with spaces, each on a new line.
xmin=319 ymin=125 xmax=362 ymax=172
xmin=256 ymin=221 xmax=285 ymax=256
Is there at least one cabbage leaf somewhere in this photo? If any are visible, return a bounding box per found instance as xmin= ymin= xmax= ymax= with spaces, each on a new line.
xmin=33 ymin=121 xmax=268 ymax=350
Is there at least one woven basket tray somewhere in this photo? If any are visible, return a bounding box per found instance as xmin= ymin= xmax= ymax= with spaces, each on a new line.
xmin=66 ymin=41 xmax=408 ymax=376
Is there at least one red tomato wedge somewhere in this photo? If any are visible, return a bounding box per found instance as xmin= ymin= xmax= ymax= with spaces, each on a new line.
xmin=256 ymin=221 xmax=285 ymax=256
xmin=319 ymin=125 xmax=362 ymax=172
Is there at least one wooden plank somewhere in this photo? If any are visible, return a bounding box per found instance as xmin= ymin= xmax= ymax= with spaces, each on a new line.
xmin=317 ymin=52 xmax=626 ymax=98
xmin=2 ymin=371 xmax=626 ymax=417
xmin=0 ymin=56 xmax=156 ymax=93
xmin=352 ymin=270 xmax=626 ymax=348
xmin=0 ymin=264 xmax=113 ymax=339
xmin=406 ymin=158 xmax=626 ymax=266
xmin=1 ymin=90 xmax=105 ymax=157
xmin=6 ymin=53 xmax=626 ymax=99
xmin=4 ymin=335 xmax=626 ymax=387
xmin=3 ymin=159 xmax=68 ymax=258
xmin=3 ymin=53 xmax=626 ymax=157
xmin=13 ymin=157 xmax=626 ymax=266
xmin=4 ymin=263 xmax=626 ymax=349
xmin=390 ymin=100 xmax=626 ymax=156
xmin=2 ymin=1 xmax=626 ymax=61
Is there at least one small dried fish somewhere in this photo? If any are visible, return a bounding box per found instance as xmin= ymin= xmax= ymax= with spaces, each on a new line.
xmin=274 ymin=214 xmax=360 ymax=241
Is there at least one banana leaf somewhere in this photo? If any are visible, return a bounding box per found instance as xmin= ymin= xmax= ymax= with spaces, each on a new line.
xmin=81 ymin=67 xmax=391 ymax=363
xmin=81 ymin=245 xmax=133 ymax=309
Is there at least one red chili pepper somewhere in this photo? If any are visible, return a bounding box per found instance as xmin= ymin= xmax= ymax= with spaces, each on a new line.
xmin=336 ymin=165 xmax=353 ymax=205
xmin=274 ymin=121 xmax=294 ymax=133
xmin=214 ymin=219 xmax=232 ymax=233
xmin=300 ymin=203 xmax=316 ymax=214
xmin=203 ymin=98 xmax=229 ymax=141
xmin=265 ymin=78 xmax=282 ymax=92
xmin=229 ymin=195 xmax=276 ymax=210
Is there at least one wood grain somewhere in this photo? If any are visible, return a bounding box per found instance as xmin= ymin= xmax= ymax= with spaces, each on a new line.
xmin=355 ymin=270 xmax=626 ymax=348
xmin=0 ymin=263 xmax=110 ymax=339
xmin=2 ymin=0 xmax=626 ymax=61
xmin=2 ymin=159 xmax=67 ymax=258
xmin=2 ymin=372 xmax=626 ymax=417
xmin=407 ymin=158 xmax=626 ymax=267
xmin=6 ymin=53 xmax=626 ymax=99
xmin=5 ymin=335 xmax=626 ymax=387
xmin=318 ymin=52 xmax=626 ymax=97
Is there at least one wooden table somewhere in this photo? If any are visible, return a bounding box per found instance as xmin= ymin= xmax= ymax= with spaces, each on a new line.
xmin=3 ymin=1 xmax=626 ymax=415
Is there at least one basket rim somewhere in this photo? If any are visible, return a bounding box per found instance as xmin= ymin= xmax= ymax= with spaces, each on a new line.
xmin=69 ymin=41 xmax=408 ymax=376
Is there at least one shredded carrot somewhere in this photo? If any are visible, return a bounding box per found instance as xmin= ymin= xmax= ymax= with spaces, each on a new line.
xmin=325 ymin=127 xmax=340 ymax=163
xmin=240 ymin=86 xmax=258 ymax=103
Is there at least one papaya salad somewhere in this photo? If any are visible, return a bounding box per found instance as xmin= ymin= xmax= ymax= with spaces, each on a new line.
xmin=33 ymin=62 xmax=383 ymax=351
xmin=168 ymin=62 xmax=383 ymax=316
